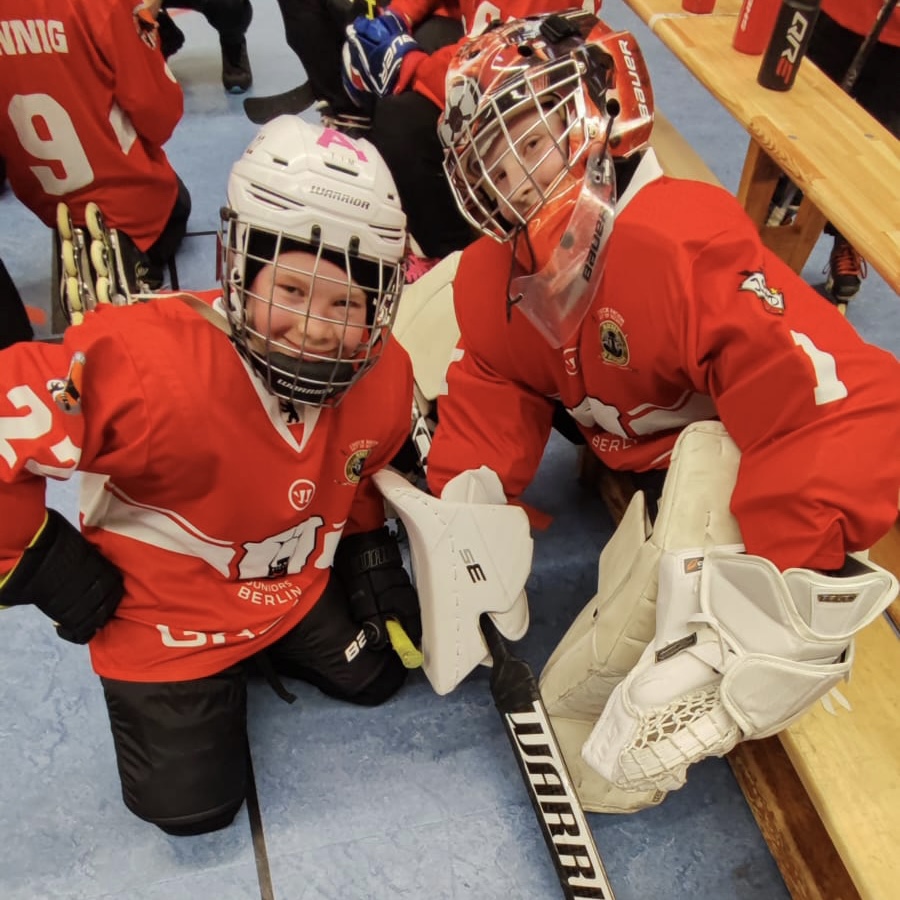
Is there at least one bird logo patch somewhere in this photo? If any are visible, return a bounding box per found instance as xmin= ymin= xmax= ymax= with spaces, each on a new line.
xmin=47 ymin=351 xmax=85 ymax=414
xmin=739 ymin=270 xmax=785 ymax=315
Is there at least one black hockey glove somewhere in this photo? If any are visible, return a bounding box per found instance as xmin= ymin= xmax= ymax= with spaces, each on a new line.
xmin=334 ymin=526 xmax=421 ymax=651
xmin=0 ymin=510 xmax=124 ymax=644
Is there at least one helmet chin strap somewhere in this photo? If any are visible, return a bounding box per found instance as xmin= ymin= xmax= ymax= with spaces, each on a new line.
xmin=248 ymin=351 xmax=358 ymax=407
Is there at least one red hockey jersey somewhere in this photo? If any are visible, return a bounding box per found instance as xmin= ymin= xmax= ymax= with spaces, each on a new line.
xmin=0 ymin=296 xmax=414 ymax=681
xmin=427 ymin=154 xmax=900 ymax=572
xmin=0 ymin=0 xmax=183 ymax=249
xmin=821 ymin=0 xmax=900 ymax=48
xmin=391 ymin=0 xmax=602 ymax=107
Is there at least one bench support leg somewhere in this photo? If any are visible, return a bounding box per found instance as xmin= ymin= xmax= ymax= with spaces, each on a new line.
xmin=737 ymin=138 xmax=827 ymax=275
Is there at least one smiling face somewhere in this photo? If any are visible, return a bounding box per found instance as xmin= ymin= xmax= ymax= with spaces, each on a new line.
xmin=475 ymin=104 xmax=569 ymax=224
xmin=245 ymin=249 xmax=368 ymax=361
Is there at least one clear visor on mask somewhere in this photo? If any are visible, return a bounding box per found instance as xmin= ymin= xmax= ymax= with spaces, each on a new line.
xmin=509 ymin=149 xmax=615 ymax=348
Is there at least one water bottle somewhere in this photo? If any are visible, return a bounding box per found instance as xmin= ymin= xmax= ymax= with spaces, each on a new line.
xmin=757 ymin=0 xmax=822 ymax=91
xmin=733 ymin=0 xmax=781 ymax=55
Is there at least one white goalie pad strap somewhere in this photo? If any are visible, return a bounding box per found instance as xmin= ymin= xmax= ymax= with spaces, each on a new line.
xmin=582 ymin=546 xmax=898 ymax=794
xmin=539 ymin=421 xmax=743 ymax=724
xmin=390 ymin=251 xmax=461 ymax=401
xmin=371 ymin=466 xmax=532 ymax=696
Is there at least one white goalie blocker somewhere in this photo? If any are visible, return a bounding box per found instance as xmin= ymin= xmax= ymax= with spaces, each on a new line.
xmin=583 ymin=543 xmax=896 ymax=795
xmin=372 ymin=466 xmax=532 ymax=695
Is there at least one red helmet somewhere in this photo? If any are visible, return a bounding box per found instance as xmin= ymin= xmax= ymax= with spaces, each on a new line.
xmin=437 ymin=11 xmax=654 ymax=347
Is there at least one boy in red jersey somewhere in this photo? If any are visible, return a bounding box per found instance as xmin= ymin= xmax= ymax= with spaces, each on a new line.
xmin=0 ymin=0 xmax=191 ymax=290
xmin=425 ymin=11 xmax=900 ymax=810
xmin=0 ymin=116 xmax=420 ymax=835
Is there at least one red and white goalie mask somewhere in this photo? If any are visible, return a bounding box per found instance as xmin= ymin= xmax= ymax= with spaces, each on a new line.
xmin=438 ymin=11 xmax=654 ymax=347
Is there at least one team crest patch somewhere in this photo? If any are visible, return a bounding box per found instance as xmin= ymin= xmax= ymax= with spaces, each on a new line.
xmin=345 ymin=442 xmax=376 ymax=484
xmin=47 ymin=351 xmax=85 ymax=414
xmin=599 ymin=320 xmax=629 ymax=367
xmin=739 ymin=270 xmax=785 ymax=315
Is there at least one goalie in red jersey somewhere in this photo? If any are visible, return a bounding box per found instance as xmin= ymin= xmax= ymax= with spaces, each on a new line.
xmin=423 ymin=11 xmax=900 ymax=813
xmin=0 ymin=116 xmax=420 ymax=836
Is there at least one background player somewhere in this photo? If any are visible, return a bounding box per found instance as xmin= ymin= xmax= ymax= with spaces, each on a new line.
xmin=0 ymin=0 xmax=191 ymax=293
xmin=0 ymin=116 xmax=420 ymax=836
xmin=342 ymin=0 xmax=600 ymax=271
xmin=425 ymin=11 xmax=900 ymax=809
xmin=148 ymin=0 xmax=255 ymax=94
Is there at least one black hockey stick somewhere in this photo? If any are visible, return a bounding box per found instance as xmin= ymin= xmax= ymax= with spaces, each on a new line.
xmin=243 ymin=82 xmax=316 ymax=124
xmin=841 ymin=0 xmax=899 ymax=91
xmin=480 ymin=613 xmax=616 ymax=900
xmin=766 ymin=0 xmax=899 ymax=225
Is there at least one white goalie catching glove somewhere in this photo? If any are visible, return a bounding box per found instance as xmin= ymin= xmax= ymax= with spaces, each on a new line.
xmin=582 ymin=536 xmax=898 ymax=795
xmin=371 ymin=466 xmax=532 ymax=695
xmin=538 ymin=420 xmax=743 ymax=812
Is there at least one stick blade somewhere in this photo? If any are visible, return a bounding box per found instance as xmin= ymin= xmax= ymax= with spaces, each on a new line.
xmin=242 ymin=82 xmax=316 ymax=124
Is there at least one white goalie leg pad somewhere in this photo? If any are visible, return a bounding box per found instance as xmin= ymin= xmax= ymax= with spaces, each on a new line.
xmin=390 ymin=251 xmax=461 ymax=402
xmin=538 ymin=422 xmax=743 ymax=807
xmin=371 ymin=466 xmax=532 ymax=696
xmin=582 ymin=547 xmax=898 ymax=794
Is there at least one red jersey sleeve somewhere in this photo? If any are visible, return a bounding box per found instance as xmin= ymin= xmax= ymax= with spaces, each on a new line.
xmin=631 ymin=182 xmax=900 ymax=570
xmin=343 ymin=338 xmax=416 ymax=535
xmin=409 ymin=0 xmax=604 ymax=107
xmin=389 ymin=0 xmax=451 ymax=28
xmin=0 ymin=314 xmax=151 ymax=574
xmin=426 ymin=240 xmax=557 ymax=498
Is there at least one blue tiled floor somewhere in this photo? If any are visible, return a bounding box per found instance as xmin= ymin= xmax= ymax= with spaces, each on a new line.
xmin=1 ymin=2 xmax=896 ymax=898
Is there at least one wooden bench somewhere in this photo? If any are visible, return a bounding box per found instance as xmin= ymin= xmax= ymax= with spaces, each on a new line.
xmin=623 ymin=0 xmax=900 ymax=294
xmin=728 ymin=524 xmax=900 ymax=900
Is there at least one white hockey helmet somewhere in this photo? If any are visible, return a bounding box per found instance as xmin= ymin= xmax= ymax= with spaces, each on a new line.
xmin=221 ymin=115 xmax=407 ymax=407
